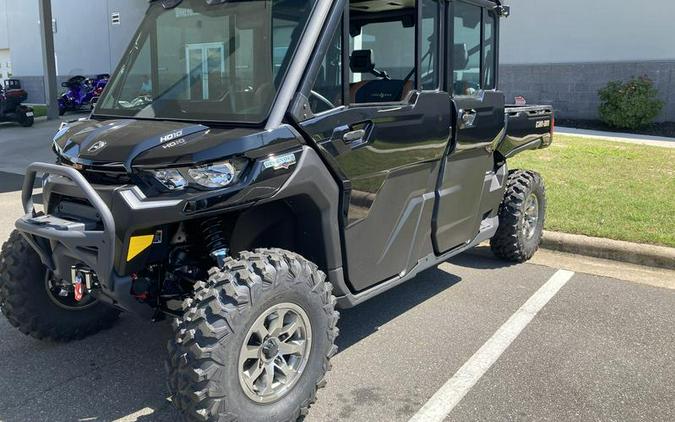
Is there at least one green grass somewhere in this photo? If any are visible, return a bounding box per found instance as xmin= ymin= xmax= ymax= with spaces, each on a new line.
xmin=30 ymin=105 xmax=48 ymax=118
xmin=510 ymin=135 xmax=675 ymax=247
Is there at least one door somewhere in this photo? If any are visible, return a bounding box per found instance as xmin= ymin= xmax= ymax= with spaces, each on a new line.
xmin=185 ymin=43 xmax=225 ymax=100
xmin=433 ymin=0 xmax=504 ymax=253
xmin=297 ymin=2 xmax=450 ymax=292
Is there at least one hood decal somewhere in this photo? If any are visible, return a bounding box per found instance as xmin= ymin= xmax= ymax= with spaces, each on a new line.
xmin=122 ymin=124 xmax=209 ymax=171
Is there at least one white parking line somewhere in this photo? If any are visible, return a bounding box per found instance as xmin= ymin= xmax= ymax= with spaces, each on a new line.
xmin=409 ymin=269 xmax=575 ymax=422
xmin=111 ymin=407 xmax=155 ymax=422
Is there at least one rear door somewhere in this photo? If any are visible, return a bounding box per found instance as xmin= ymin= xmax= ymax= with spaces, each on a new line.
xmin=433 ymin=1 xmax=505 ymax=253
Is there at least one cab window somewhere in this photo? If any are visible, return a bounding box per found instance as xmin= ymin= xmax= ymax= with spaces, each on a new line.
xmin=483 ymin=10 xmax=496 ymax=89
xmin=452 ymin=1 xmax=496 ymax=96
xmin=348 ymin=3 xmax=417 ymax=104
xmin=421 ymin=0 xmax=441 ymax=90
xmin=452 ymin=1 xmax=482 ymax=96
xmin=308 ymin=24 xmax=343 ymax=114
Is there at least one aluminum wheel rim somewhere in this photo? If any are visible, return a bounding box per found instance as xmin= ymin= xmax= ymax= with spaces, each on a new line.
xmin=522 ymin=193 xmax=540 ymax=240
xmin=238 ymin=302 xmax=312 ymax=404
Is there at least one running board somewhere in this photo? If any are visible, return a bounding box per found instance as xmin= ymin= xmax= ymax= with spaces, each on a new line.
xmin=333 ymin=215 xmax=499 ymax=308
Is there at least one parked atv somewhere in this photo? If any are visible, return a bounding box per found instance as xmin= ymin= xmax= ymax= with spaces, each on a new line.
xmin=89 ymin=74 xmax=110 ymax=106
xmin=58 ymin=75 xmax=108 ymax=115
xmin=1 ymin=1 xmax=552 ymax=421
xmin=0 ymin=79 xmax=34 ymax=127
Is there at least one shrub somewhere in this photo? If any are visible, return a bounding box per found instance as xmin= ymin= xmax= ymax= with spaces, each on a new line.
xmin=598 ymin=76 xmax=664 ymax=130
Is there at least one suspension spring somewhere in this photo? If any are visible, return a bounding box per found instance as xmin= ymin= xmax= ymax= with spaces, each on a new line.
xmin=200 ymin=216 xmax=228 ymax=254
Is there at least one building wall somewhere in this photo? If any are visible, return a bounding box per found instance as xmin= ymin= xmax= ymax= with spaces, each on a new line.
xmin=0 ymin=0 xmax=8 ymax=49
xmin=499 ymin=0 xmax=675 ymax=122
xmin=106 ymin=0 xmax=147 ymax=70
xmin=0 ymin=49 xmax=10 ymax=83
xmin=8 ymin=0 xmax=146 ymax=103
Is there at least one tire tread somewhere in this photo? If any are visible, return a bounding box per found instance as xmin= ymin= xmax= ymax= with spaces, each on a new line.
xmin=167 ymin=248 xmax=339 ymax=422
xmin=0 ymin=230 xmax=120 ymax=342
xmin=490 ymin=170 xmax=546 ymax=262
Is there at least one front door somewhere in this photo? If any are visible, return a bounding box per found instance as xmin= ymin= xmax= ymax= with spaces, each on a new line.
xmin=297 ymin=1 xmax=450 ymax=292
xmin=433 ymin=0 xmax=504 ymax=253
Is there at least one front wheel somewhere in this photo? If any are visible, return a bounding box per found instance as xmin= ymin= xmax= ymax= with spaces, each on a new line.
xmin=167 ymin=249 xmax=339 ymax=421
xmin=490 ymin=170 xmax=546 ymax=262
xmin=0 ymin=230 xmax=120 ymax=342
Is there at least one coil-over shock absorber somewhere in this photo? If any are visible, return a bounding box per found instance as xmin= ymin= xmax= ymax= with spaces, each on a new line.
xmin=200 ymin=216 xmax=229 ymax=267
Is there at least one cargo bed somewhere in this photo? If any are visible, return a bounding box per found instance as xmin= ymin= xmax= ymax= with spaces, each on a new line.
xmin=497 ymin=105 xmax=554 ymax=158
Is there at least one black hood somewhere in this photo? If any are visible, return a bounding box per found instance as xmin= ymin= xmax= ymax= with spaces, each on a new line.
xmin=53 ymin=118 xmax=300 ymax=171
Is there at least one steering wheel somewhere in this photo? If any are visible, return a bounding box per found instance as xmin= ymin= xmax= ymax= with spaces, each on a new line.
xmin=309 ymin=90 xmax=335 ymax=111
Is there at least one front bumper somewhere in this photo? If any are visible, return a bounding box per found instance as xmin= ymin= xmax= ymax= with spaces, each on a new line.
xmin=15 ymin=156 xmax=298 ymax=314
xmin=15 ymin=163 xmax=182 ymax=315
xmin=18 ymin=163 xmax=116 ymax=287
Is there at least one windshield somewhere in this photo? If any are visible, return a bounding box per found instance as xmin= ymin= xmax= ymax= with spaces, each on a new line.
xmin=96 ymin=0 xmax=317 ymax=123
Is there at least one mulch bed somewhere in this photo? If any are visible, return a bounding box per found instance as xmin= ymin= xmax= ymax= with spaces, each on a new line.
xmin=556 ymin=119 xmax=675 ymax=138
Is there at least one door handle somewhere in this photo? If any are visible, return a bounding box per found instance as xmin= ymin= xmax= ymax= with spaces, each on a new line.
xmin=343 ymin=129 xmax=366 ymax=144
xmin=460 ymin=109 xmax=477 ymax=128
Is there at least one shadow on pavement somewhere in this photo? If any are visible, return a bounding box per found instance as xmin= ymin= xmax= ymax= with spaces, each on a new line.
xmin=337 ymin=267 xmax=461 ymax=351
xmin=0 ymin=264 xmax=465 ymax=421
xmin=0 ymin=122 xmax=24 ymax=130
xmin=448 ymin=247 xmax=518 ymax=270
xmin=0 ymin=315 xmax=176 ymax=421
xmin=0 ymin=171 xmax=42 ymax=195
xmin=0 ymin=171 xmax=26 ymax=194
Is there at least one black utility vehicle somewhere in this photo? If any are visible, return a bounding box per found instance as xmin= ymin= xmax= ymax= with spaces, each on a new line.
xmin=0 ymin=79 xmax=34 ymax=127
xmin=0 ymin=0 xmax=553 ymax=420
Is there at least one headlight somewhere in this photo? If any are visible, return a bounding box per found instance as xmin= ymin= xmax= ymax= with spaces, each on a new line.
xmin=149 ymin=159 xmax=247 ymax=191
xmin=150 ymin=169 xmax=188 ymax=190
xmin=188 ymin=160 xmax=245 ymax=188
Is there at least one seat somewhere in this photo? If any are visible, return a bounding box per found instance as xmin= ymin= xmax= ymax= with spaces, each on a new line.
xmin=351 ymin=79 xmax=412 ymax=103
xmin=349 ymin=49 xmax=413 ymax=103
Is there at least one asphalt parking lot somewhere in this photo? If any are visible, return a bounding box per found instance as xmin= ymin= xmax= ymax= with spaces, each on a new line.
xmin=0 ymin=120 xmax=674 ymax=422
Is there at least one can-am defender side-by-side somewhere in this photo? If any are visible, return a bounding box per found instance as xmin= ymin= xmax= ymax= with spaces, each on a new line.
xmin=0 ymin=0 xmax=554 ymax=420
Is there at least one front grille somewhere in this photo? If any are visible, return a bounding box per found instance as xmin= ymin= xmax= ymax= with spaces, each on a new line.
xmin=57 ymin=158 xmax=132 ymax=186
xmin=82 ymin=165 xmax=132 ymax=185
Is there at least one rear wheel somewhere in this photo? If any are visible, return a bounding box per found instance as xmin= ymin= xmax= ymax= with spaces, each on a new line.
xmin=490 ymin=170 xmax=546 ymax=262
xmin=0 ymin=230 xmax=120 ymax=342
xmin=167 ymin=248 xmax=339 ymax=421
xmin=19 ymin=114 xmax=34 ymax=127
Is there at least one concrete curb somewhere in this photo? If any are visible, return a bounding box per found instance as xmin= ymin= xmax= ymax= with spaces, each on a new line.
xmin=555 ymin=127 xmax=675 ymax=149
xmin=541 ymin=231 xmax=675 ymax=270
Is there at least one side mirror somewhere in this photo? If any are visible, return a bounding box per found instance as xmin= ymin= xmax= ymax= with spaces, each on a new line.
xmin=496 ymin=5 xmax=511 ymax=18
xmin=350 ymin=49 xmax=375 ymax=74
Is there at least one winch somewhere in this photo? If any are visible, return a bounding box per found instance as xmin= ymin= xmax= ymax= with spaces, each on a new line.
xmin=70 ymin=267 xmax=97 ymax=302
